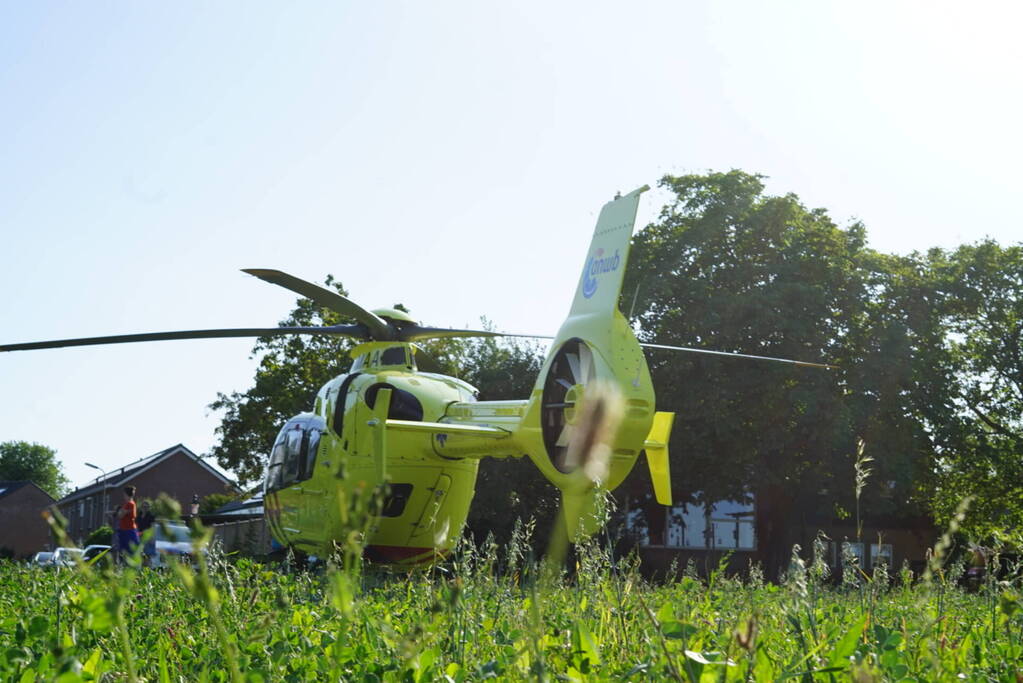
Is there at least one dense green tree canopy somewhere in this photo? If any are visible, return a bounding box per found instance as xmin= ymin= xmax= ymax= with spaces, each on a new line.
xmin=925 ymin=242 xmax=1023 ymax=534
xmin=623 ymin=171 xmax=1022 ymax=557
xmin=0 ymin=441 xmax=70 ymax=498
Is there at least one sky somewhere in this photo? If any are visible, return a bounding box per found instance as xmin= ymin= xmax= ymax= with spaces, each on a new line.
xmin=1 ymin=1 xmax=1020 ymax=493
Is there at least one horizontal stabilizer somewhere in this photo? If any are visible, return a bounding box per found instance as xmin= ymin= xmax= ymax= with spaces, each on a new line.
xmin=644 ymin=411 xmax=674 ymax=506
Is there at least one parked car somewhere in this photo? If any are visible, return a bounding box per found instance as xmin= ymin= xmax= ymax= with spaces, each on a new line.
xmin=151 ymin=522 xmax=200 ymax=568
xmin=50 ymin=547 xmax=83 ymax=567
xmin=31 ymin=551 xmax=53 ymax=566
xmin=82 ymin=544 xmax=111 ymax=567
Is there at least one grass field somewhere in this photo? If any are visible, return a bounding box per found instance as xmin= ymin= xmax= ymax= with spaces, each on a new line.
xmin=2 ymin=525 xmax=1021 ymax=682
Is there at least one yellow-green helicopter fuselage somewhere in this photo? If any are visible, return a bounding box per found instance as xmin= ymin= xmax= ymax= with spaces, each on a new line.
xmin=263 ymin=187 xmax=675 ymax=566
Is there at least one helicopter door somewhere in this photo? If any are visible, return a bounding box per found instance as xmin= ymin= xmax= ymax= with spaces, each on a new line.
xmin=264 ymin=415 xmax=326 ymax=550
xmin=406 ymin=473 xmax=452 ymax=548
xmin=295 ymin=423 xmax=328 ymax=549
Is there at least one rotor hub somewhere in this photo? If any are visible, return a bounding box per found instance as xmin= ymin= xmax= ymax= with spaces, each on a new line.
xmin=563 ymin=384 xmax=584 ymax=424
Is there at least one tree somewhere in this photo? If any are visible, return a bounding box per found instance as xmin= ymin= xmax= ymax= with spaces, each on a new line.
xmin=85 ymin=525 xmax=113 ymax=546
xmin=0 ymin=441 xmax=70 ymax=497
xmin=199 ymin=492 xmax=239 ymax=515
xmin=924 ymin=242 xmax=1023 ymax=534
xmin=622 ymin=171 xmax=938 ymax=575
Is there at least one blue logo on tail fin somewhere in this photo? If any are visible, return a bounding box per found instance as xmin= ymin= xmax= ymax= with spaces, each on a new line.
xmin=581 ymin=248 xmax=620 ymax=299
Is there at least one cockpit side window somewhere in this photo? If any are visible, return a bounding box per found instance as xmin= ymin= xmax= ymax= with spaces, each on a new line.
xmin=282 ymin=427 xmax=304 ymax=484
xmin=365 ymin=383 xmax=424 ymax=421
xmin=304 ymin=428 xmax=321 ymax=477
xmin=265 ymin=415 xmax=327 ymax=492
xmin=265 ymin=436 xmax=287 ymax=492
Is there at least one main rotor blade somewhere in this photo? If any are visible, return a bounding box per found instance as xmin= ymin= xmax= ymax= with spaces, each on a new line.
xmin=640 ymin=342 xmax=838 ymax=369
xmin=242 ymin=269 xmax=392 ymax=340
xmin=398 ymin=325 xmax=503 ymax=342
xmin=0 ymin=325 xmax=367 ymax=353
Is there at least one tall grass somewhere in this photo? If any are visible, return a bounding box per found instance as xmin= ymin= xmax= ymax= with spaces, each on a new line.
xmin=4 ymin=427 xmax=1020 ymax=680
xmin=2 ymin=517 xmax=1022 ymax=680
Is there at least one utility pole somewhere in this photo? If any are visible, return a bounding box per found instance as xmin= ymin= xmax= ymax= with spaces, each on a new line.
xmin=84 ymin=462 xmax=109 ymax=538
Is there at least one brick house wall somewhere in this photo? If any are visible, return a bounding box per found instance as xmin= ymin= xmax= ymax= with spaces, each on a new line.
xmin=57 ymin=445 xmax=236 ymax=545
xmin=62 ymin=489 xmax=115 ymax=541
xmin=633 ymin=520 xmax=937 ymax=580
xmin=0 ymin=483 xmax=56 ymax=558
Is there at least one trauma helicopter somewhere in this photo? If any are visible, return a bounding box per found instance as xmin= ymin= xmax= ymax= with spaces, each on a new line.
xmin=1 ymin=186 xmax=833 ymax=566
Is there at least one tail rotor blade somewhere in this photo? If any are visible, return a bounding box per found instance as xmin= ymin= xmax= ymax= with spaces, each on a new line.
xmin=579 ymin=343 xmax=595 ymax=382
xmin=565 ymin=352 xmax=582 ymax=384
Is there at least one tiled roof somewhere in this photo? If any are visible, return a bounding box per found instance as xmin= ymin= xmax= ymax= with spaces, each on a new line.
xmin=210 ymin=495 xmax=264 ymax=517
xmin=0 ymin=481 xmax=55 ymax=503
xmin=57 ymin=444 xmax=235 ymax=505
xmin=0 ymin=481 xmax=30 ymax=501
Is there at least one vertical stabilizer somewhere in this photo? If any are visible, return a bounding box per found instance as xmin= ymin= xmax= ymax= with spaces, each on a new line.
xmin=566 ymin=186 xmax=649 ymax=320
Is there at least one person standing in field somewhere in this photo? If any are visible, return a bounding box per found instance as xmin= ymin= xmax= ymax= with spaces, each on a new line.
xmin=116 ymin=485 xmax=140 ymax=562
xmin=137 ymin=499 xmax=157 ymax=565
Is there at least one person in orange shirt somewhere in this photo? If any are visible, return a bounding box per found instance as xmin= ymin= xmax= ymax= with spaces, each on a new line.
xmin=115 ymin=485 xmax=140 ymax=561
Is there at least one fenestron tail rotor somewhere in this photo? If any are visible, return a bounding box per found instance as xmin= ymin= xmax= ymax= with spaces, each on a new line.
xmin=541 ymin=339 xmax=598 ymax=473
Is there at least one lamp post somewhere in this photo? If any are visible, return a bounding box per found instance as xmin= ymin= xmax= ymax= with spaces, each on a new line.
xmin=84 ymin=462 xmax=108 ymax=536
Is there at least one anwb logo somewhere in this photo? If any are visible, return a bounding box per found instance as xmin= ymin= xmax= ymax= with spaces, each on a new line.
xmin=581 ymin=248 xmax=620 ymax=299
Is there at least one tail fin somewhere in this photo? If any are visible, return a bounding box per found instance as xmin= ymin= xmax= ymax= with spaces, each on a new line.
xmin=566 ymin=185 xmax=649 ymax=319
xmin=515 ymin=186 xmax=670 ymax=538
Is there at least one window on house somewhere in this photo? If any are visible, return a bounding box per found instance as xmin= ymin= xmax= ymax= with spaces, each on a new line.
xmin=631 ymin=495 xmax=756 ymax=550
xmin=709 ymin=500 xmax=755 ymax=550
xmin=842 ymin=541 xmax=865 ymax=568
xmin=666 ymin=502 xmax=708 ymax=548
xmin=870 ymin=543 xmax=893 ymax=567
xmin=626 ymin=509 xmax=648 ymax=545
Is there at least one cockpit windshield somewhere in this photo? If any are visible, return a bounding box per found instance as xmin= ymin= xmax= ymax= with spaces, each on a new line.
xmin=380 ymin=346 xmax=408 ymax=366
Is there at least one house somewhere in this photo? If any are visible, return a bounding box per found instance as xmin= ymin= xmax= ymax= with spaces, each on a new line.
xmin=624 ymin=493 xmax=938 ymax=580
xmin=56 ymin=444 xmax=236 ymax=543
xmin=0 ymin=481 xmax=56 ymax=559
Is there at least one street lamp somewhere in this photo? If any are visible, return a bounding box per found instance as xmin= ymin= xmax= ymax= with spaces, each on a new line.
xmin=84 ymin=463 xmax=108 ymax=534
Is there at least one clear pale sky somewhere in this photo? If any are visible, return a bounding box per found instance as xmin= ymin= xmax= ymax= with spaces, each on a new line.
xmin=1 ymin=2 xmax=1020 ymax=492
